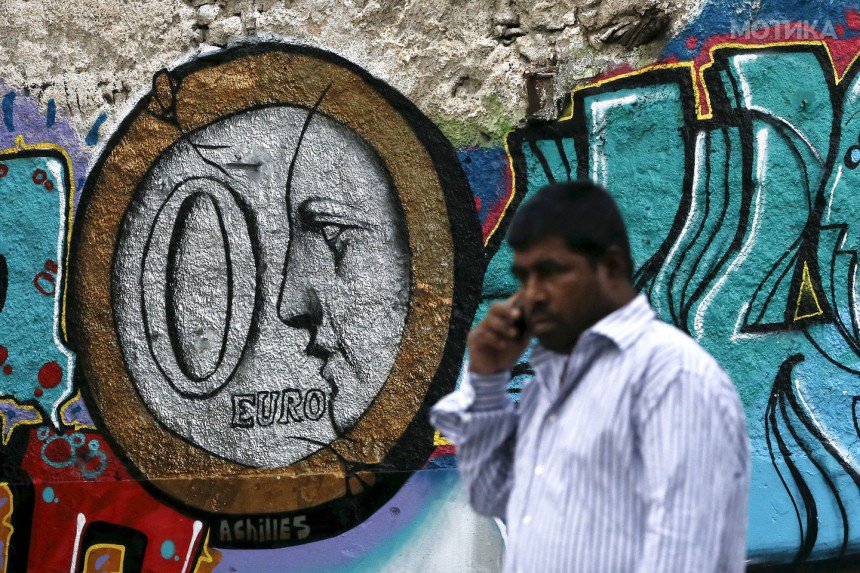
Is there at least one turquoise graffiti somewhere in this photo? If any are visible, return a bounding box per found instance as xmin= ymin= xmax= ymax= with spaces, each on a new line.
xmin=0 ymin=136 xmax=75 ymax=436
xmin=503 ymin=43 xmax=860 ymax=565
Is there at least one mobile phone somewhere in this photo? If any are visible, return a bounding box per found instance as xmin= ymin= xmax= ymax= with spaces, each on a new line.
xmin=512 ymin=305 xmax=528 ymax=340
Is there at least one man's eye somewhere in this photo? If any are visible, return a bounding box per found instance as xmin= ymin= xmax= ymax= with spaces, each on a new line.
xmin=535 ymin=265 xmax=564 ymax=279
xmin=321 ymin=224 xmax=343 ymax=244
xmin=302 ymin=213 xmax=366 ymax=272
xmin=320 ymin=224 xmax=347 ymax=254
xmin=317 ymin=223 xmax=350 ymax=270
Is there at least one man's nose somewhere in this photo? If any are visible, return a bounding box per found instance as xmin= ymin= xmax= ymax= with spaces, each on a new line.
xmin=277 ymin=236 xmax=308 ymax=320
xmin=277 ymin=254 xmax=340 ymax=358
xmin=518 ymin=275 xmax=546 ymax=311
xmin=277 ymin=282 xmax=319 ymax=330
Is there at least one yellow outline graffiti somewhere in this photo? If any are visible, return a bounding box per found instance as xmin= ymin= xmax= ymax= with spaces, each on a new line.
xmin=0 ymin=398 xmax=42 ymax=446
xmin=82 ymin=543 xmax=125 ymax=573
xmin=59 ymin=390 xmax=96 ymax=431
xmin=795 ymin=261 xmax=825 ymax=321
xmin=0 ymin=483 xmax=13 ymax=573
xmin=0 ymin=135 xmax=76 ymax=342
xmin=192 ymin=530 xmax=222 ymax=573
xmin=433 ymin=429 xmax=451 ymax=446
xmin=493 ymin=39 xmax=860 ymax=245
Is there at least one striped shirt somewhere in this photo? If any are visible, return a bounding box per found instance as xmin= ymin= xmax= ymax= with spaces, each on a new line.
xmin=432 ymin=295 xmax=749 ymax=572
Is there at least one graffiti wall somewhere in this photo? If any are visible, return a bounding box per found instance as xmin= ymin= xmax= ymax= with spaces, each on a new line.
xmin=71 ymin=43 xmax=485 ymax=531
xmin=0 ymin=43 xmax=508 ymax=572
xmin=499 ymin=22 xmax=860 ymax=570
xmin=3 ymin=0 xmax=860 ymax=570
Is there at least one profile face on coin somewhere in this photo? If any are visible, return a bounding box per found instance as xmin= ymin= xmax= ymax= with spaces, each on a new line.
xmin=113 ymin=105 xmax=411 ymax=468
xmin=70 ymin=43 xmax=481 ymax=545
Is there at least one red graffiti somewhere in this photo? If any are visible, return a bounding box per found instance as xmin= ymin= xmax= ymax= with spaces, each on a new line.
xmin=33 ymin=259 xmax=58 ymax=296
xmin=847 ymin=9 xmax=860 ymax=31
xmin=41 ymin=432 xmax=73 ymax=463
xmin=33 ymin=273 xmax=55 ymax=296
xmin=648 ymin=25 xmax=860 ymax=117
xmin=483 ymin=157 xmax=514 ymax=242
xmin=32 ymin=168 xmax=55 ymax=191
xmin=37 ymin=361 xmax=62 ymax=389
xmin=0 ymin=345 xmax=11 ymax=376
xmin=20 ymin=428 xmax=210 ymax=572
xmin=0 ymin=164 xmax=7 ymax=178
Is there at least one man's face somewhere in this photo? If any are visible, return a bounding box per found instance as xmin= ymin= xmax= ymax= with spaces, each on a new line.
xmin=113 ymin=105 xmax=410 ymax=468
xmin=511 ymin=236 xmax=613 ymax=353
xmin=277 ymin=113 xmax=411 ymax=435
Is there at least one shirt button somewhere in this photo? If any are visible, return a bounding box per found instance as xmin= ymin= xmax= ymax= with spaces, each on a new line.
xmin=534 ymin=465 xmax=545 ymax=476
xmin=522 ymin=515 xmax=532 ymax=526
xmin=546 ymin=414 xmax=557 ymax=424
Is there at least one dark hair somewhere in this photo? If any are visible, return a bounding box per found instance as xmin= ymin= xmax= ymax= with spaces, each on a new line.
xmin=507 ymin=179 xmax=634 ymax=279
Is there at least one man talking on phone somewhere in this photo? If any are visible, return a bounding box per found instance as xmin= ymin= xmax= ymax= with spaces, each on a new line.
xmin=432 ymin=180 xmax=749 ymax=572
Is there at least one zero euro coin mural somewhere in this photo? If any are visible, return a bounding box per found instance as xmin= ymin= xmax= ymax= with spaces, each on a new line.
xmin=65 ymin=43 xmax=483 ymax=548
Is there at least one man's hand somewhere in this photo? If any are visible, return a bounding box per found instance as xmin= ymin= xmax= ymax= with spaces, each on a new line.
xmin=468 ymin=298 xmax=531 ymax=375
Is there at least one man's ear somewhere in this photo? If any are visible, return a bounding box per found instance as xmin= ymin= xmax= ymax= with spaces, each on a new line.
xmin=603 ymin=245 xmax=630 ymax=281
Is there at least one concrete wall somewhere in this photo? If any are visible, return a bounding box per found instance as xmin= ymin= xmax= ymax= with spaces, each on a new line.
xmin=2 ymin=0 xmax=860 ymax=570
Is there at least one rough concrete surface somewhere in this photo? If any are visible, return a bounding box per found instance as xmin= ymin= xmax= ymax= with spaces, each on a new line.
xmin=0 ymin=0 xmax=704 ymax=146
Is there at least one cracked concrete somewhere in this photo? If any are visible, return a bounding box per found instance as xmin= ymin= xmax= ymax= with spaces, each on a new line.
xmin=0 ymin=0 xmax=704 ymax=146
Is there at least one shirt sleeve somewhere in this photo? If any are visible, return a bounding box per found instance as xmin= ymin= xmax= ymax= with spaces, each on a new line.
xmin=634 ymin=366 xmax=749 ymax=573
xmin=430 ymin=369 xmax=519 ymax=519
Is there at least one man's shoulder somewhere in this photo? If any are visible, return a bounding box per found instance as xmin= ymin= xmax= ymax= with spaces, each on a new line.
xmin=636 ymin=320 xmax=718 ymax=368
xmin=634 ymin=319 xmax=736 ymax=399
xmin=630 ymin=319 xmax=749 ymax=468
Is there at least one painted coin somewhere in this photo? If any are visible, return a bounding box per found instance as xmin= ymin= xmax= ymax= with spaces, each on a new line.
xmin=67 ymin=43 xmax=482 ymax=547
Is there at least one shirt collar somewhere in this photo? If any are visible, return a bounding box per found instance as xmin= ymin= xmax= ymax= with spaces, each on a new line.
xmin=587 ymin=294 xmax=655 ymax=350
xmin=529 ymin=294 xmax=654 ymax=364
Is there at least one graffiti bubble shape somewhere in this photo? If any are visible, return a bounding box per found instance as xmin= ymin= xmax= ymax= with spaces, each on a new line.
xmin=37 ymin=428 xmax=107 ymax=480
xmin=0 ymin=137 xmax=75 ymax=427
